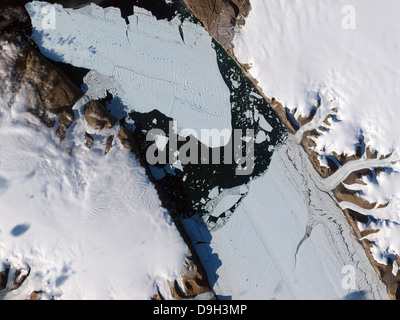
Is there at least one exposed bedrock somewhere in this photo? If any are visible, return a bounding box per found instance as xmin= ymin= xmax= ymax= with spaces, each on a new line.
xmin=182 ymin=0 xmax=251 ymax=52
xmin=15 ymin=40 xmax=82 ymax=129
xmin=1 ymin=4 xmax=82 ymax=138
xmin=56 ymin=108 xmax=75 ymax=141
xmin=83 ymin=100 xmax=117 ymax=131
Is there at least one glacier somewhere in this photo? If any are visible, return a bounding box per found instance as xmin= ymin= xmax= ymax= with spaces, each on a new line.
xmin=25 ymin=1 xmax=232 ymax=148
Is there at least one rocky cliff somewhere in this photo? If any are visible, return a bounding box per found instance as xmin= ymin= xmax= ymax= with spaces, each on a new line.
xmin=182 ymin=0 xmax=251 ymax=52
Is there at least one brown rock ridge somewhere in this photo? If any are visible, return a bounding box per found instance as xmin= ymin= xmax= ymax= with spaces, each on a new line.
xmin=3 ymin=29 xmax=82 ymax=138
xmin=182 ymin=0 xmax=251 ymax=53
xmin=22 ymin=50 xmax=81 ymax=114
xmin=0 ymin=263 xmax=44 ymax=300
xmin=0 ymin=265 xmax=30 ymax=293
xmin=30 ymin=290 xmax=43 ymax=300
xmin=334 ymin=168 xmax=390 ymax=211
xmin=104 ymin=135 xmax=114 ymax=155
xmin=154 ymin=251 xmax=215 ymax=300
xmin=84 ymin=132 xmax=95 ymax=149
xmin=12 ymin=266 xmax=30 ymax=291
xmin=0 ymin=268 xmax=8 ymax=291
xmin=83 ymin=100 xmax=117 ymax=131
xmin=13 ymin=36 xmax=82 ymax=131
xmin=56 ymin=109 xmax=75 ymax=141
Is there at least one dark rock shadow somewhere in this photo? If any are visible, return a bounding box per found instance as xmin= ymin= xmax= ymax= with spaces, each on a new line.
xmin=181 ymin=214 xmax=222 ymax=292
xmin=355 ymin=129 xmax=366 ymax=158
xmin=285 ymin=107 xmax=300 ymax=131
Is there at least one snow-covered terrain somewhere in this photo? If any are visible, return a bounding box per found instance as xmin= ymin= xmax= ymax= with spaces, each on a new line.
xmin=233 ymin=0 xmax=400 ymax=277
xmin=234 ymin=0 xmax=400 ymax=156
xmin=0 ymin=38 xmax=187 ymax=299
xmin=26 ymin=1 xmax=232 ymax=148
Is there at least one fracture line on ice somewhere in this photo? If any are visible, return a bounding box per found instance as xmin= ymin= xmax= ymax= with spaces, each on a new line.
xmin=240 ymin=205 xmax=296 ymax=300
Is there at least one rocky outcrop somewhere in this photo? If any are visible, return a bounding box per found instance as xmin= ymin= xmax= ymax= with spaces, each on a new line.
xmin=154 ymin=251 xmax=216 ymax=300
xmin=13 ymin=39 xmax=82 ymax=129
xmin=56 ymin=109 xmax=75 ymax=141
xmin=178 ymin=252 xmax=214 ymax=298
xmin=83 ymin=100 xmax=116 ymax=131
xmin=30 ymin=290 xmax=43 ymax=300
xmin=12 ymin=266 xmax=30 ymax=291
xmin=1 ymin=27 xmax=82 ymax=134
xmin=0 ymin=268 xmax=9 ymax=291
xmin=104 ymin=135 xmax=114 ymax=155
xmin=182 ymin=0 xmax=251 ymax=52
xmin=23 ymin=50 xmax=81 ymax=114
xmin=84 ymin=132 xmax=95 ymax=149
xmin=1 ymin=4 xmax=81 ymax=132
xmin=118 ymin=123 xmax=137 ymax=153
xmin=0 ymin=264 xmax=30 ymax=293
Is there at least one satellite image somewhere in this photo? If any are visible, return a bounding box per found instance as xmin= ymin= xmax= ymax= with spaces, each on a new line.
xmin=1 ymin=0 xmax=399 ymax=305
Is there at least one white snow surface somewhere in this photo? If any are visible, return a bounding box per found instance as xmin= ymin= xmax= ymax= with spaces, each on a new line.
xmin=0 ymin=40 xmax=187 ymax=299
xmin=25 ymin=1 xmax=232 ymax=148
xmin=234 ymin=0 xmax=400 ymax=157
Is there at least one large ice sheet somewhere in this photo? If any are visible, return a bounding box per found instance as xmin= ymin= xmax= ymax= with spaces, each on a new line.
xmin=26 ymin=2 xmax=232 ymax=148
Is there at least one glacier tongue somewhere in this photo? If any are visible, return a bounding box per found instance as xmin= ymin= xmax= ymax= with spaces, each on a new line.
xmin=25 ymin=1 xmax=232 ymax=148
